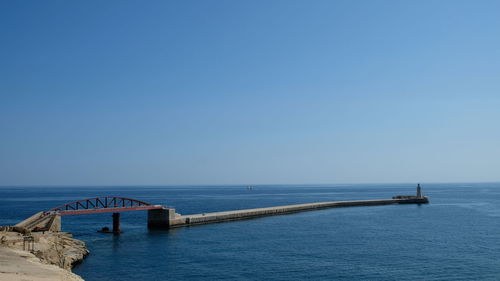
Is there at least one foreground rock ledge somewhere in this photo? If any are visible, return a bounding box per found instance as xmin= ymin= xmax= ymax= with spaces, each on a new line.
xmin=0 ymin=229 xmax=88 ymax=281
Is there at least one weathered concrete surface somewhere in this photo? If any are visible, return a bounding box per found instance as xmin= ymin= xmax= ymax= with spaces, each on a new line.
xmin=15 ymin=213 xmax=61 ymax=232
xmin=0 ymin=230 xmax=88 ymax=281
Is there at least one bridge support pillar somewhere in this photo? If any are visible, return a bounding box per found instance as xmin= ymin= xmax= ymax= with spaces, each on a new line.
xmin=112 ymin=213 xmax=120 ymax=233
xmin=148 ymin=208 xmax=176 ymax=229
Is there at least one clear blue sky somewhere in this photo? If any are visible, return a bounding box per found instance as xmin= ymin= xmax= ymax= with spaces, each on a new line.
xmin=1 ymin=0 xmax=499 ymax=186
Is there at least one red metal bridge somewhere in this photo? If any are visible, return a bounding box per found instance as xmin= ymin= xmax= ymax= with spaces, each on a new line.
xmin=47 ymin=197 xmax=164 ymax=215
xmin=47 ymin=196 xmax=163 ymax=215
xmin=37 ymin=197 xmax=166 ymax=233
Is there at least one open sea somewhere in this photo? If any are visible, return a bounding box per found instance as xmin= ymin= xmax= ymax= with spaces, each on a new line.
xmin=1 ymin=183 xmax=500 ymax=281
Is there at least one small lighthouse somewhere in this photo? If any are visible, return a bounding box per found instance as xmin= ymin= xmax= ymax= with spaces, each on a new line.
xmin=416 ymin=183 xmax=422 ymax=198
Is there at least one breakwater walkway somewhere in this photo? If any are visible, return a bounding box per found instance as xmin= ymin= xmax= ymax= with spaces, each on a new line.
xmin=150 ymin=196 xmax=429 ymax=228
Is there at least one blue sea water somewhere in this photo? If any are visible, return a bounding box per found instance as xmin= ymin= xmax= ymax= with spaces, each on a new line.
xmin=1 ymin=183 xmax=500 ymax=281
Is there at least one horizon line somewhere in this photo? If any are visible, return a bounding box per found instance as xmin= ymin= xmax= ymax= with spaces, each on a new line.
xmin=0 ymin=181 xmax=499 ymax=188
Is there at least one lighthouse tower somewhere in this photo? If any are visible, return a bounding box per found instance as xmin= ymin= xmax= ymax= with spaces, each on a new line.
xmin=416 ymin=184 xmax=422 ymax=198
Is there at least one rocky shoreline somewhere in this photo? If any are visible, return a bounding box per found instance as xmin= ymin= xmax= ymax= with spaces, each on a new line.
xmin=0 ymin=227 xmax=88 ymax=281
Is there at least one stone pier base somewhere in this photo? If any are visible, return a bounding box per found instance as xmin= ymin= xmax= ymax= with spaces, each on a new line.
xmin=147 ymin=208 xmax=185 ymax=229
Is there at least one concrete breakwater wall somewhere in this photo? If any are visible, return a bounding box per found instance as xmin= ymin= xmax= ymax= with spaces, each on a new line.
xmin=15 ymin=212 xmax=61 ymax=232
xmin=148 ymin=197 xmax=429 ymax=228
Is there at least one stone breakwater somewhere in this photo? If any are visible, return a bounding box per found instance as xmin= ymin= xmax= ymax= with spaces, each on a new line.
xmin=0 ymin=227 xmax=89 ymax=281
xmin=183 ymin=198 xmax=429 ymax=226
xmin=149 ymin=197 xmax=430 ymax=228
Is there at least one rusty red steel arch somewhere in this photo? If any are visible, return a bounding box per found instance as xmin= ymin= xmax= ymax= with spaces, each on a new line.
xmin=47 ymin=197 xmax=164 ymax=215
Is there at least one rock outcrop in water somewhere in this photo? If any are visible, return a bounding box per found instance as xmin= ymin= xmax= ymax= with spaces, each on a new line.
xmin=0 ymin=227 xmax=88 ymax=281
